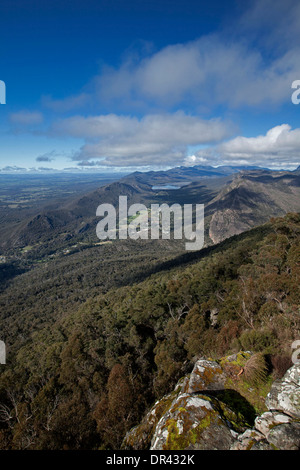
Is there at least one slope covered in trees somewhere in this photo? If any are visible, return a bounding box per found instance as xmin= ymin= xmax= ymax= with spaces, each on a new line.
xmin=0 ymin=213 xmax=299 ymax=449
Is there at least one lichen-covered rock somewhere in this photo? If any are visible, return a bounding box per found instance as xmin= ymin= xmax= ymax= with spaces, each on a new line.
xmin=231 ymin=415 xmax=300 ymax=450
xmin=223 ymin=351 xmax=253 ymax=364
xmin=186 ymin=360 xmax=227 ymax=393
xmin=233 ymin=364 xmax=300 ymax=450
xmin=265 ymin=362 xmax=300 ymax=418
xmin=266 ymin=423 xmax=300 ymax=450
xmin=230 ymin=428 xmax=271 ymax=450
xmin=150 ymin=393 xmax=236 ymax=450
xmin=254 ymin=411 xmax=295 ymax=436
xmin=122 ymin=378 xmax=188 ymax=450
xmin=123 ymin=354 xmax=252 ymax=451
xmin=123 ymin=355 xmax=300 ymax=451
xmin=186 ymin=351 xmax=252 ymax=394
xmin=249 ymin=440 xmax=275 ymax=450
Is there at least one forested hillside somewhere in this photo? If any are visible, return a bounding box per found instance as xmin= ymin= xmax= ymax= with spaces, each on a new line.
xmin=0 ymin=213 xmax=299 ymax=449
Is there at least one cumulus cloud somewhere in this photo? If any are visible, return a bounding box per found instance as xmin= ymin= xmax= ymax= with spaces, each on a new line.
xmin=96 ymin=36 xmax=300 ymax=111
xmin=189 ymin=124 xmax=300 ymax=169
xmin=48 ymin=112 xmax=233 ymax=167
xmin=38 ymin=1 xmax=300 ymax=116
xmin=219 ymin=124 xmax=300 ymax=167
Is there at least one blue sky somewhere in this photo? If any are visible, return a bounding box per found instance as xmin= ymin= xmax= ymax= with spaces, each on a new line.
xmin=1 ymin=0 xmax=300 ymax=172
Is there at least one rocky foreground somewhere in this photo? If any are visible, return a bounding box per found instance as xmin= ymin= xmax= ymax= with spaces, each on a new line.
xmin=123 ymin=352 xmax=300 ymax=450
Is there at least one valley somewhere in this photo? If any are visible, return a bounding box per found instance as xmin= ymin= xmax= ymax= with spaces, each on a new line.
xmin=0 ymin=165 xmax=299 ymax=450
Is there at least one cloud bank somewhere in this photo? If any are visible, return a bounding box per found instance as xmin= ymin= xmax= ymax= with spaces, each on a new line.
xmin=189 ymin=125 xmax=300 ymax=169
xmin=49 ymin=112 xmax=233 ymax=167
xmin=94 ymin=36 xmax=300 ymax=111
xmin=36 ymin=0 xmax=300 ymax=116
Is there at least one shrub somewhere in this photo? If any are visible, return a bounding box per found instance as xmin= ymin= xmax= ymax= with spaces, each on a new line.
xmin=238 ymin=328 xmax=278 ymax=353
xmin=242 ymin=353 xmax=268 ymax=386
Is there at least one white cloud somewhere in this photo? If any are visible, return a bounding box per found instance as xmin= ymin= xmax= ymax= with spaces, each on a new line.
xmin=93 ymin=31 xmax=300 ymax=111
xmin=190 ymin=124 xmax=300 ymax=169
xmin=49 ymin=112 xmax=233 ymax=167
xmin=42 ymin=1 xmax=300 ymax=115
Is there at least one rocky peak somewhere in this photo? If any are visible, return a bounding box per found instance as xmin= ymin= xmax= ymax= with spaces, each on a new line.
xmin=122 ymin=353 xmax=300 ymax=451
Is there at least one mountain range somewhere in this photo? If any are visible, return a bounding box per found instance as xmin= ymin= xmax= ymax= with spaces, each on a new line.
xmin=1 ymin=164 xmax=300 ymax=253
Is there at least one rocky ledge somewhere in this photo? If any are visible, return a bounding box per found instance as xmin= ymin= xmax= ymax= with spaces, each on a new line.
xmin=122 ymin=352 xmax=300 ymax=450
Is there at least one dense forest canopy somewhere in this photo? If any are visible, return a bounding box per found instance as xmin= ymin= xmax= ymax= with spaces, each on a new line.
xmin=0 ymin=213 xmax=299 ymax=449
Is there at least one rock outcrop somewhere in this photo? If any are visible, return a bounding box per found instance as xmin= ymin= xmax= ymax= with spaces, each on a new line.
xmin=265 ymin=363 xmax=300 ymax=418
xmin=122 ymin=353 xmax=300 ymax=451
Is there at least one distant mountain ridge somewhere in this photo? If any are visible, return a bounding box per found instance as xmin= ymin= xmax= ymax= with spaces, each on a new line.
xmin=1 ymin=165 xmax=299 ymax=252
xmin=127 ymin=164 xmax=267 ymax=186
xmin=206 ymin=170 xmax=300 ymax=243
